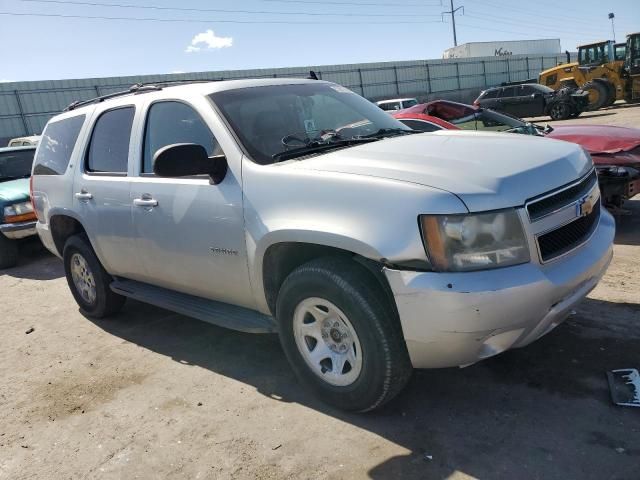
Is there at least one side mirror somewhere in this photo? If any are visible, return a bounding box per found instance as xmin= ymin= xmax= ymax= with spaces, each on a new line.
xmin=153 ymin=143 xmax=227 ymax=185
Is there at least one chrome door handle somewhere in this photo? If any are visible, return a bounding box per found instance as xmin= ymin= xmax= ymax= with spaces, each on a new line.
xmin=74 ymin=190 xmax=93 ymax=200
xmin=133 ymin=197 xmax=158 ymax=207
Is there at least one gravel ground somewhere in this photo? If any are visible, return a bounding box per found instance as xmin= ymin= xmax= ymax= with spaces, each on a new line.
xmin=1 ymin=106 xmax=639 ymax=480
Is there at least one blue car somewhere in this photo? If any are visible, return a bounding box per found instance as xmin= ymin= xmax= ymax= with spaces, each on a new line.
xmin=0 ymin=146 xmax=37 ymax=268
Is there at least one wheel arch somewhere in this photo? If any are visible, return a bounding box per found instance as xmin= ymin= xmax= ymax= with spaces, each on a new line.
xmin=257 ymin=234 xmax=395 ymax=318
xmin=49 ymin=214 xmax=86 ymax=257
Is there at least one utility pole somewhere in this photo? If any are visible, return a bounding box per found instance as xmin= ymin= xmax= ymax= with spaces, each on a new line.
xmin=608 ymin=12 xmax=615 ymax=42
xmin=443 ymin=0 xmax=464 ymax=47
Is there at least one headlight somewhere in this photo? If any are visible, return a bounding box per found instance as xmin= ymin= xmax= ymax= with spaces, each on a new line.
xmin=3 ymin=201 xmax=35 ymax=222
xmin=420 ymin=209 xmax=530 ymax=272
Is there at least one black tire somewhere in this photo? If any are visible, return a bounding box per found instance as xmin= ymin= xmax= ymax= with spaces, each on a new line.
xmin=548 ymin=101 xmax=571 ymax=120
xmin=63 ymin=234 xmax=125 ymax=318
xmin=276 ymin=256 xmax=412 ymax=412
xmin=0 ymin=233 xmax=19 ymax=269
xmin=582 ymin=81 xmax=608 ymax=110
xmin=602 ymin=82 xmax=616 ymax=107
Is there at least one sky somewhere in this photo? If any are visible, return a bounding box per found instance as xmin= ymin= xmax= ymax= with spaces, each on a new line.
xmin=1 ymin=0 xmax=639 ymax=82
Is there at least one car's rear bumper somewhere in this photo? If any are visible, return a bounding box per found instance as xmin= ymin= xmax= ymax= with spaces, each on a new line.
xmin=384 ymin=207 xmax=615 ymax=369
xmin=0 ymin=220 xmax=37 ymax=240
xmin=35 ymin=222 xmax=60 ymax=257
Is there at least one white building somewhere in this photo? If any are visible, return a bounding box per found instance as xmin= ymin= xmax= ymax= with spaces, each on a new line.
xmin=443 ymin=39 xmax=561 ymax=59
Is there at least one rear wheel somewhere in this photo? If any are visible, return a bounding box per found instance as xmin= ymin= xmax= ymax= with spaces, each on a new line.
xmin=276 ymin=257 xmax=412 ymax=411
xmin=548 ymin=102 xmax=571 ymax=120
xmin=63 ymin=234 xmax=125 ymax=318
xmin=0 ymin=234 xmax=19 ymax=269
xmin=582 ymin=81 xmax=608 ymax=110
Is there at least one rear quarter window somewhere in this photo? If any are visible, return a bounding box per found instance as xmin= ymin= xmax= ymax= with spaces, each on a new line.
xmin=481 ymin=90 xmax=498 ymax=99
xmin=33 ymin=115 xmax=85 ymax=175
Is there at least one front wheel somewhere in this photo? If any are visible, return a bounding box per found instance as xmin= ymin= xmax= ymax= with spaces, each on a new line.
xmin=548 ymin=102 xmax=571 ymax=120
xmin=276 ymin=257 xmax=412 ymax=411
xmin=63 ymin=234 xmax=125 ymax=318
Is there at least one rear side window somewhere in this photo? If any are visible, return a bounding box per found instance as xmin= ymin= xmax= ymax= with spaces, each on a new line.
xmin=379 ymin=102 xmax=401 ymax=111
xmin=481 ymin=90 xmax=498 ymax=99
xmin=142 ymin=101 xmax=219 ymax=174
xmin=86 ymin=107 xmax=135 ymax=174
xmin=398 ymin=119 xmax=443 ymax=132
xmin=33 ymin=115 xmax=85 ymax=175
xmin=0 ymin=149 xmax=35 ymax=181
xmin=500 ymin=87 xmax=516 ymax=98
xmin=403 ymin=99 xmax=418 ymax=108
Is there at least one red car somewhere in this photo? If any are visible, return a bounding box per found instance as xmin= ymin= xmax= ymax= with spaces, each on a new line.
xmin=393 ymin=100 xmax=640 ymax=209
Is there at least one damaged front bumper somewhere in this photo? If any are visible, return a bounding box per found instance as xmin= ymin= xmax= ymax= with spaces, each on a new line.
xmin=384 ymin=207 xmax=615 ymax=369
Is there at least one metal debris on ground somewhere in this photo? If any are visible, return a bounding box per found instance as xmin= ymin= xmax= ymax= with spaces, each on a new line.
xmin=607 ymin=369 xmax=640 ymax=407
xmin=25 ymin=327 xmax=34 ymax=334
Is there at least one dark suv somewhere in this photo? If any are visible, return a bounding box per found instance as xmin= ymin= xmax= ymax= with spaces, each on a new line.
xmin=474 ymin=83 xmax=588 ymax=120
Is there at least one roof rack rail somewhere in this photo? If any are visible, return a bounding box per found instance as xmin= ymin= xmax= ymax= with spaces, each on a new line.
xmin=64 ymin=78 xmax=221 ymax=112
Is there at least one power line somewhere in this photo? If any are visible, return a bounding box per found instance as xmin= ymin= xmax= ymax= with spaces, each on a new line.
xmin=454 ymin=22 xmax=599 ymax=44
xmin=257 ymin=0 xmax=441 ymax=6
xmin=463 ymin=12 xmax=609 ymax=37
xmin=0 ymin=11 xmax=443 ymax=24
xmin=464 ymin=0 xmax=609 ymax=29
xmin=19 ymin=0 xmax=443 ymax=17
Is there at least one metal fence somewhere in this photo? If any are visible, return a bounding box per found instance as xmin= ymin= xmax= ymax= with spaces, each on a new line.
xmin=0 ymin=53 xmax=574 ymax=143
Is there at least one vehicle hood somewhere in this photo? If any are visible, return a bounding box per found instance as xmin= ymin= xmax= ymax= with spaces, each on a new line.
xmin=284 ymin=130 xmax=592 ymax=212
xmin=547 ymin=125 xmax=640 ymax=154
xmin=0 ymin=178 xmax=30 ymax=205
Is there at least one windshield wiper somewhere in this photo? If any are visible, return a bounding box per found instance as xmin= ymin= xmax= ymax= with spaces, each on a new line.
xmin=272 ymin=137 xmax=377 ymax=162
xmin=360 ymin=128 xmax=419 ymax=139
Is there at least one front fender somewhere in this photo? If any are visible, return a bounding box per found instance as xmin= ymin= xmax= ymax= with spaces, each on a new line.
xmin=242 ymin=158 xmax=468 ymax=313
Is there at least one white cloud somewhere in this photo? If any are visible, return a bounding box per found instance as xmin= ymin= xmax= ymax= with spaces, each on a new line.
xmin=185 ymin=29 xmax=233 ymax=53
xmin=170 ymin=70 xmax=186 ymax=74
xmin=0 ymin=79 xmax=14 ymax=83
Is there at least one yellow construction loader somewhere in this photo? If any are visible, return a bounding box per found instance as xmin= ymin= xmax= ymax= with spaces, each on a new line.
xmin=539 ymin=34 xmax=640 ymax=110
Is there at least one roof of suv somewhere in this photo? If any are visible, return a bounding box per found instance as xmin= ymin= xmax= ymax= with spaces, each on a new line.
xmin=63 ymin=78 xmax=325 ymax=115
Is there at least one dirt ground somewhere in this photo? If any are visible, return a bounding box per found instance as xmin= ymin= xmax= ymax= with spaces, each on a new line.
xmin=1 ymin=106 xmax=640 ymax=480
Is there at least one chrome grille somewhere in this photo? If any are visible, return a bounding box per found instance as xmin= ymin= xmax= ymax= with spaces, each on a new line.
xmin=527 ymin=170 xmax=598 ymax=221
xmin=537 ymin=201 xmax=600 ymax=262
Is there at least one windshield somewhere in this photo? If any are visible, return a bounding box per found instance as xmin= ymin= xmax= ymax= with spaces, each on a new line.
xmin=0 ymin=149 xmax=35 ymax=182
xmin=210 ymin=83 xmax=412 ymax=164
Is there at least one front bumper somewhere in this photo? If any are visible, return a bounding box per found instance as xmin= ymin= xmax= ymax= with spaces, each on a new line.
xmin=384 ymin=208 xmax=615 ymax=369
xmin=0 ymin=220 xmax=37 ymax=240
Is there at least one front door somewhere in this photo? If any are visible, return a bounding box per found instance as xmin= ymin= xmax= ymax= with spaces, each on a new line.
xmin=130 ymin=100 xmax=252 ymax=308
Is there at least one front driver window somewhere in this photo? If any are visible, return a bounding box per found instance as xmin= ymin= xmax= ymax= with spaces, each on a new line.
xmin=142 ymin=101 xmax=221 ymax=174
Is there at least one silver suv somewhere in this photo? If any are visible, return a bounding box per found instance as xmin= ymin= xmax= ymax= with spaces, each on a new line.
xmin=31 ymin=79 xmax=614 ymax=411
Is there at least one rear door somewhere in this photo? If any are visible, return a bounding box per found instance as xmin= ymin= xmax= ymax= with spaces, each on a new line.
xmin=478 ymin=89 xmax=500 ymax=110
xmin=521 ymin=85 xmax=546 ymax=116
xmin=129 ymin=99 xmax=252 ymax=307
xmin=72 ymin=105 xmax=139 ymax=277
xmin=496 ymin=86 xmax=521 ymax=115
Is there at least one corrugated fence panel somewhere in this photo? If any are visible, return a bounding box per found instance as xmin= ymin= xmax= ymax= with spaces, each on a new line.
xmin=0 ymin=53 xmax=576 ymax=139
xmin=0 ymin=93 xmax=20 ymax=116
xmin=0 ymin=117 xmax=27 ymax=138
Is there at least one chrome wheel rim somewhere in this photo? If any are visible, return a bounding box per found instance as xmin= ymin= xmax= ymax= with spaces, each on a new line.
xmin=293 ymin=297 xmax=363 ymax=387
xmin=70 ymin=253 xmax=97 ymax=305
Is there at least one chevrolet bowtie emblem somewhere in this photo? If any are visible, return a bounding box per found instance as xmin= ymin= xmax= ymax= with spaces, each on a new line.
xmin=576 ymin=191 xmax=597 ymax=218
